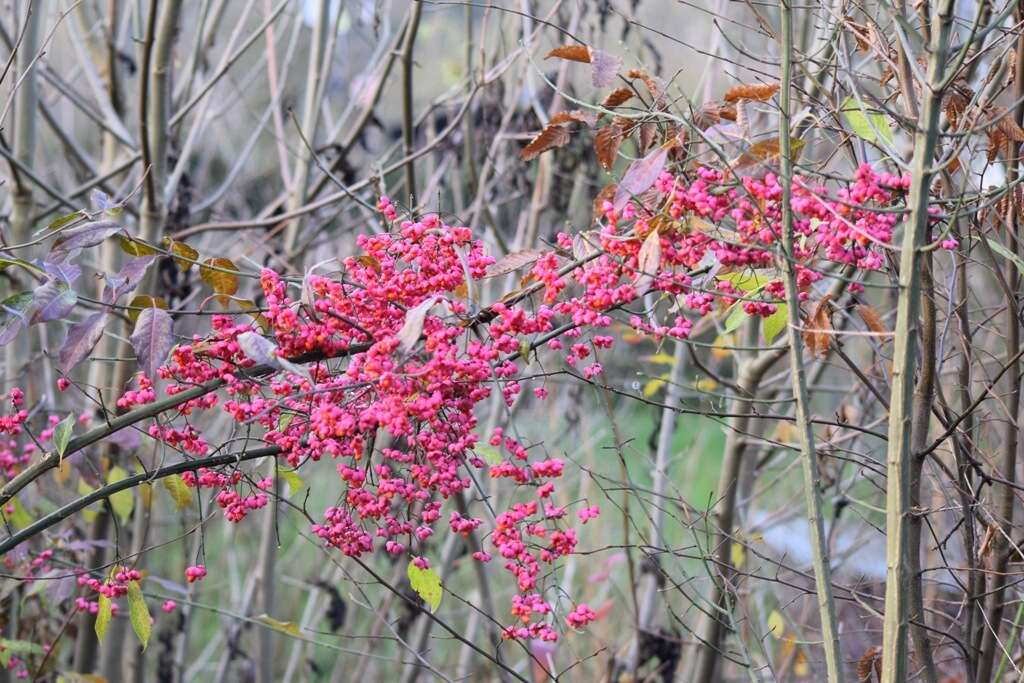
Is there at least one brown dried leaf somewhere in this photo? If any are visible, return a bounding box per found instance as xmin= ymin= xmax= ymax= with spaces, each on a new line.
xmin=856 ymin=645 xmax=882 ymax=682
xmin=595 ymin=124 xmax=624 ymax=170
xmin=550 ymin=109 xmax=598 ymax=127
xmin=602 ymin=87 xmax=634 ymax=109
xmin=639 ymin=122 xmax=656 ymax=154
xmin=723 ymin=83 xmax=780 ymax=103
xmin=546 ymin=45 xmax=591 ymax=63
xmin=993 ymin=106 xmax=1024 ymax=141
xmin=397 ymin=297 xmax=436 ymax=352
xmin=855 ymin=304 xmax=887 ymax=335
xmin=694 ymin=101 xmax=737 ymax=129
xmin=845 ymin=19 xmax=872 ymax=52
xmin=626 ymin=68 xmax=663 ymax=104
xmin=520 ymin=123 xmax=572 ymax=161
xmin=802 ymin=294 xmax=833 ymax=358
xmin=592 ymin=184 xmax=617 ymax=221
xmin=485 ymin=249 xmax=546 ymax=278
xmin=732 ymin=137 xmax=806 ymax=172
xmin=978 ymin=522 xmax=999 ymax=563
xmin=633 ymin=228 xmax=661 ymax=293
xmin=162 ymin=237 xmax=199 ymax=271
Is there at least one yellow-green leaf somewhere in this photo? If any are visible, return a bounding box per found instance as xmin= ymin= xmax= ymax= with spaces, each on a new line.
xmin=407 ymin=561 xmax=442 ymax=612
xmin=730 ymin=542 xmax=745 ymax=569
xmin=643 ymin=352 xmax=676 ymax=366
xmin=723 ymin=303 xmax=749 ymax=334
xmin=47 ymin=211 xmax=85 ymax=231
xmin=53 ymin=413 xmax=75 ymax=462
xmin=840 ymin=96 xmax=894 ymax=146
xmin=161 ymin=474 xmax=193 ymax=510
xmin=95 ymin=594 xmax=112 ymax=642
xmin=126 ymin=295 xmax=167 ymax=324
xmin=200 ymin=257 xmax=240 ymax=306
xmin=162 ymin=238 xmax=199 ymax=271
xmin=762 ymin=304 xmax=788 ymax=344
xmin=642 ymin=376 xmax=666 ymax=397
xmin=476 ymin=444 xmax=502 ymax=466
xmin=7 ymin=498 xmax=32 ymax=531
xmin=106 ymin=466 xmax=134 ymax=525
xmin=255 ymin=614 xmax=303 ymax=638
xmin=767 ymin=609 xmax=785 ymax=638
xmin=279 ymin=470 xmax=305 ymax=494
xmin=127 ymin=580 xmax=150 ymax=650
xmin=116 ymin=235 xmax=160 ymax=257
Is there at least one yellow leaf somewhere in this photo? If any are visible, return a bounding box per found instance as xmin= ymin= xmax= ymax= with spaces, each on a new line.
xmin=255 ymin=614 xmax=303 ymax=638
xmin=730 ymin=542 xmax=746 ymax=568
xmin=200 ymin=258 xmax=240 ymax=306
xmin=279 ymin=470 xmax=305 ymax=494
xmin=407 ymin=560 xmax=443 ymax=612
xmin=53 ymin=458 xmax=72 ymax=486
xmin=106 ymin=466 xmax=134 ymax=525
xmin=162 ymin=474 xmax=193 ymax=510
xmin=116 ymin=235 xmax=160 ymax=257
xmin=139 ymin=483 xmax=153 ymax=510
xmin=767 ymin=609 xmax=785 ymax=638
xmin=694 ymin=378 xmax=718 ymax=392
xmin=643 ymin=353 xmax=676 ymax=366
xmin=162 ymin=238 xmax=199 ymax=271
xmin=643 ymin=377 xmax=666 ymax=397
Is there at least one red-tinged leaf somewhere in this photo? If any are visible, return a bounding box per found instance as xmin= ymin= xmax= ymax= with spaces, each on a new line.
xmin=590 ymin=48 xmax=622 ymax=88
xmin=601 ymin=87 xmax=633 ymax=109
xmin=723 ymin=83 xmax=780 ymax=103
xmin=520 ymin=123 xmax=571 ymax=161
xmin=485 ymin=250 xmax=546 ymax=278
xmin=31 ymin=280 xmax=76 ymax=324
xmin=595 ymin=124 xmax=624 ymax=170
xmin=130 ymin=307 xmax=173 ymax=379
xmin=626 ymin=69 xmax=663 ymax=104
xmin=855 ymin=304 xmax=887 ymax=334
xmin=397 ymin=298 xmax=437 ymax=352
xmin=549 ymin=109 xmax=598 ymax=127
xmin=59 ymin=312 xmax=107 ymax=371
xmin=613 ymin=146 xmax=669 ymax=212
xmin=545 ymin=45 xmax=591 ymax=63
xmin=633 ymin=228 xmax=661 ymax=293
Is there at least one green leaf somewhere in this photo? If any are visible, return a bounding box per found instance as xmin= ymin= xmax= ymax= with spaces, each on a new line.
xmin=407 ymin=560 xmax=442 ymax=612
xmin=475 ymin=444 xmax=502 ymax=466
xmin=277 ymin=412 xmax=295 ymax=431
xmin=279 ymin=470 xmax=305 ymax=494
xmin=762 ymin=304 xmax=788 ymax=344
xmin=127 ymin=581 xmax=150 ymax=650
xmin=723 ymin=303 xmax=749 ymax=334
xmin=106 ymin=466 xmax=134 ymax=525
xmin=53 ymin=414 xmax=75 ymax=462
xmin=986 ymin=238 xmax=1024 ymax=277
xmin=0 ymin=639 xmax=44 ymax=667
xmin=95 ymin=594 xmax=112 ymax=642
xmin=717 ymin=270 xmax=772 ymax=292
xmin=255 ymin=614 xmax=303 ymax=638
xmin=7 ymin=498 xmax=32 ymax=531
xmin=161 ymin=474 xmax=192 ymax=510
xmin=46 ymin=210 xmax=85 ymax=232
xmin=840 ymin=96 xmax=894 ymax=146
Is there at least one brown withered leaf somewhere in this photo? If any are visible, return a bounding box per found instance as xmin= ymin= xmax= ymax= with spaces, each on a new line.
xmin=844 ymin=19 xmax=872 ymax=52
xmin=520 ymin=123 xmax=572 ymax=161
xmin=987 ymin=129 xmax=1007 ymax=163
xmin=546 ymin=45 xmax=591 ymax=63
xmin=856 ymin=645 xmax=882 ymax=682
xmin=595 ymin=124 xmax=624 ymax=170
xmin=943 ymin=91 xmax=969 ymax=131
xmin=855 ymin=304 xmax=887 ymax=335
xmin=802 ymin=294 xmax=834 ymax=358
xmin=694 ymin=101 xmax=737 ymax=129
xmin=723 ymin=82 xmax=780 ymax=103
xmin=638 ymin=122 xmax=656 ymax=154
xmin=549 ymin=109 xmax=598 ymax=127
xmin=978 ymin=522 xmax=999 ymax=564
xmin=626 ymin=68 xmax=663 ymax=105
xmin=731 ymin=137 xmax=806 ymax=172
xmin=993 ymin=106 xmax=1024 ymax=141
xmin=485 ymin=249 xmax=546 ymax=278
xmin=592 ymin=183 xmax=617 ymax=221
xmin=602 ymin=87 xmax=634 ymax=109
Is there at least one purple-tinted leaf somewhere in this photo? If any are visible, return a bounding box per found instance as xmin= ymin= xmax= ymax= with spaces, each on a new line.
xmin=50 ymin=220 xmax=123 ymax=258
xmin=102 ymin=256 xmax=156 ymax=304
xmin=40 ymin=260 xmax=82 ymax=284
xmin=0 ymin=293 xmax=34 ymax=346
xmin=90 ymin=190 xmax=115 ymax=212
xmin=237 ymin=331 xmax=308 ymax=378
xmin=613 ymin=146 xmax=669 ymax=212
xmin=106 ymin=428 xmax=142 ymax=452
xmin=145 ymin=574 xmax=189 ymax=597
xmin=31 ymin=280 xmax=77 ymax=324
xmin=59 ymin=312 xmax=107 ymax=371
xmin=130 ymin=307 xmax=173 ymax=379
xmin=590 ymin=49 xmax=622 ymax=88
